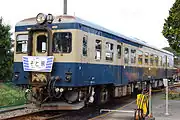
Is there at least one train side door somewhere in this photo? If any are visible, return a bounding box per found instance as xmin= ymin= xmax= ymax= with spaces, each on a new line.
xmin=116 ymin=42 xmax=123 ymax=84
xmin=32 ymin=32 xmax=48 ymax=56
xmin=80 ymin=35 xmax=89 ymax=84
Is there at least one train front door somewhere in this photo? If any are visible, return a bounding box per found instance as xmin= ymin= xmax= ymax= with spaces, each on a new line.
xmin=30 ymin=32 xmax=48 ymax=83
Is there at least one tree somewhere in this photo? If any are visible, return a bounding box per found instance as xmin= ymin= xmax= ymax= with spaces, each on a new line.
xmin=163 ymin=47 xmax=180 ymax=67
xmin=0 ymin=17 xmax=13 ymax=81
xmin=162 ymin=47 xmax=180 ymax=57
xmin=162 ymin=0 xmax=180 ymax=53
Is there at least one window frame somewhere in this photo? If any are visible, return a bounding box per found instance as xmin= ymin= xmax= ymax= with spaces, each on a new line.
xmin=131 ymin=49 xmax=136 ymax=64
xmin=95 ymin=39 xmax=102 ymax=60
xmin=154 ymin=55 xmax=159 ymax=66
xmin=144 ymin=52 xmax=149 ymax=65
xmin=159 ymin=56 xmax=163 ymax=66
xmin=36 ymin=34 xmax=47 ymax=53
xmin=16 ymin=34 xmax=28 ymax=54
xmin=124 ymin=47 xmax=129 ymax=64
xmin=150 ymin=54 xmax=154 ymax=66
xmin=117 ymin=44 xmax=121 ymax=59
xmin=167 ymin=57 xmax=170 ymax=67
xmin=52 ymin=32 xmax=72 ymax=54
xmin=82 ymin=35 xmax=88 ymax=56
xmin=105 ymin=42 xmax=114 ymax=61
xmin=137 ymin=50 xmax=143 ymax=65
xmin=162 ymin=55 xmax=167 ymax=67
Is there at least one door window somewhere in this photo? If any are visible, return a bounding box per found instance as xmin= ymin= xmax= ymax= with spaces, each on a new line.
xmin=124 ymin=47 xmax=129 ymax=64
xmin=82 ymin=36 xmax=88 ymax=56
xmin=37 ymin=35 xmax=47 ymax=53
xmin=95 ymin=40 xmax=102 ymax=60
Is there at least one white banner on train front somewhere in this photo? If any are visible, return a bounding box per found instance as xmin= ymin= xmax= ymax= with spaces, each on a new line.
xmin=22 ymin=56 xmax=54 ymax=72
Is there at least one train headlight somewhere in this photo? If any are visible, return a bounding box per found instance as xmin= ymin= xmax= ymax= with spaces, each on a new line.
xmin=47 ymin=14 xmax=54 ymax=24
xmin=36 ymin=13 xmax=47 ymax=24
xmin=14 ymin=74 xmax=19 ymax=80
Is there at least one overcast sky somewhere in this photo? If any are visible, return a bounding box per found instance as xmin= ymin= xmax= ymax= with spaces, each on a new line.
xmin=0 ymin=0 xmax=175 ymax=49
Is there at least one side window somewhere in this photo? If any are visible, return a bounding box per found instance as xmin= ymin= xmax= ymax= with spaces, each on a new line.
xmin=169 ymin=56 xmax=173 ymax=67
xmin=167 ymin=57 xmax=170 ymax=67
xmin=16 ymin=34 xmax=28 ymax=53
xmin=53 ymin=32 xmax=72 ymax=53
xmin=82 ymin=36 xmax=88 ymax=56
xmin=163 ymin=55 xmax=166 ymax=67
xmin=159 ymin=56 xmax=162 ymax=66
xmin=105 ymin=42 xmax=114 ymax=61
xmin=95 ymin=40 xmax=102 ymax=60
xmin=137 ymin=50 xmax=143 ymax=65
xmin=37 ymin=35 xmax=47 ymax=53
xmin=154 ymin=55 xmax=159 ymax=66
xmin=124 ymin=47 xmax=129 ymax=64
xmin=145 ymin=52 xmax=149 ymax=65
xmin=150 ymin=54 xmax=154 ymax=66
xmin=117 ymin=45 xmax=121 ymax=59
xmin=131 ymin=49 xmax=136 ymax=64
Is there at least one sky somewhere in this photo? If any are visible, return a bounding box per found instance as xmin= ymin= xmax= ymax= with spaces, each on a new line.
xmin=0 ymin=0 xmax=175 ymax=49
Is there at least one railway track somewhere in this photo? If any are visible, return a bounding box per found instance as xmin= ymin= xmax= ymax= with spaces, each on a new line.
xmin=0 ymin=105 xmax=27 ymax=114
xmin=2 ymin=110 xmax=67 ymax=120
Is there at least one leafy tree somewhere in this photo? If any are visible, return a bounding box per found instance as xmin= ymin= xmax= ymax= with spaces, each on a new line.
xmin=162 ymin=0 xmax=180 ymax=53
xmin=163 ymin=47 xmax=180 ymax=67
xmin=0 ymin=18 xmax=13 ymax=81
xmin=162 ymin=47 xmax=180 ymax=57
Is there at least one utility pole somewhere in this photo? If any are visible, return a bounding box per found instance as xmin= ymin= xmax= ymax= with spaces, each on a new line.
xmin=165 ymin=56 xmax=169 ymax=116
xmin=63 ymin=0 xmax=67 ymax=15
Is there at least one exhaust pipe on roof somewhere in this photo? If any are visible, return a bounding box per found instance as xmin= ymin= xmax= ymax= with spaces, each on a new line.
xmin=63 ymin=0 xmax=67 ymax=15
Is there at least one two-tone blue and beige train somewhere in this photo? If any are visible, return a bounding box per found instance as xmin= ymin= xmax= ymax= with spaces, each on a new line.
xmin=13 ymin=13 xmax=175 ymax=110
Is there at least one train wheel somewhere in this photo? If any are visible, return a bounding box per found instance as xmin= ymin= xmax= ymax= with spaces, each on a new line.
xmin=94 ymin=86 xmax=110 ymax=105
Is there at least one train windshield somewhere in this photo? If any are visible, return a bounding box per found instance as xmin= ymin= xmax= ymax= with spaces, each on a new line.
xmin=53 ymin=32 xmax=72 ymax=53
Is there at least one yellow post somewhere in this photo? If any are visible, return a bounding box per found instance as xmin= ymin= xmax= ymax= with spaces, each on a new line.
xmin=135 ymin=93 xmax=149 ymax=119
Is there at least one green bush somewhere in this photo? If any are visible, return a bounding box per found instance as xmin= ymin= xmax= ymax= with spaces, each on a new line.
xmin=0 ymin=18 xmax=13 ymax=81
xmin=0 ymin=83 xmax=26 ymax=108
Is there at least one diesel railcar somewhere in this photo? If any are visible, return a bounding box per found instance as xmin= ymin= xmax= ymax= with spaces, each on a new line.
xmin=13 ymin=13 xmax=175 ymax=110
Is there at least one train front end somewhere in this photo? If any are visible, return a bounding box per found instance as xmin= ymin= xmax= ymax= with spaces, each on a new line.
xmin=13 ymin=13 xmax=88 ymax=110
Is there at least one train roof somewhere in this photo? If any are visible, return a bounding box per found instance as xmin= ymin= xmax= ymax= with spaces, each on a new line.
xmin=16 ymin=15 xmax=173 ymax=56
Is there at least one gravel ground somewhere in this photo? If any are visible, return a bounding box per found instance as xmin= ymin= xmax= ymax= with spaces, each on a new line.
xmin=0 ymin=104 xmax=40 ymax=120
xmin=53 ymin=96 xmax=135 ymax=120
xmin=152 ymin=92 xmax=180 ymax=120
xmin=88 ymin=92 xmax=180 ymax=120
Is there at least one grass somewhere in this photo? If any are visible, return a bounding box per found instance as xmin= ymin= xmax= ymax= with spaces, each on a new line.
xmin=0 ymin=82 xmax=26 ymax=108
xmin=161 ymin=92 xmax=180 ymax=100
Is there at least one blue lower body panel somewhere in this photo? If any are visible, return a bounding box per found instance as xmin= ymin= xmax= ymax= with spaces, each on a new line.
xmin=13 ymin=62 xmax=174 ymax=86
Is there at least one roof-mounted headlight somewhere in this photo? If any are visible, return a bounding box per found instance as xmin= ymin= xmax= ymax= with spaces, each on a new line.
xmin=36 ymin=13 xmax=47 ymax=24
xmin=47 ymin=14 xmax=54 ymax=24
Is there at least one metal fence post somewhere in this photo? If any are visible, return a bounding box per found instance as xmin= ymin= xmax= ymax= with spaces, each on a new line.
xmin=149 ymin=81 xmax=152 ymax=117
xmin=165 ymin=80 xmax=169 ymax=116
xmin=163 ymin=78 xmax=169 ymax=116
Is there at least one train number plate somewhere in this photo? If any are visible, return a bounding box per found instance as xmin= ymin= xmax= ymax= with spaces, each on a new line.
xmin=22 ymin=56 xmax=54 ymax=72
